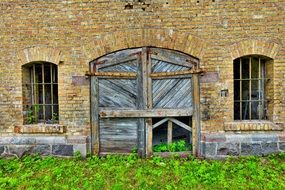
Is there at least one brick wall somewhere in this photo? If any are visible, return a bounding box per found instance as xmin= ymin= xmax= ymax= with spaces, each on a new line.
xmin=0 ymin=0 xmax=284 ymax=157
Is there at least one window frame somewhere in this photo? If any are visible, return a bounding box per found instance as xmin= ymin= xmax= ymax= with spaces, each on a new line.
xmin=234 ymin=56 xmax=268 ymax=121
xmin=22 ymin=62 xmax=59 ymax=124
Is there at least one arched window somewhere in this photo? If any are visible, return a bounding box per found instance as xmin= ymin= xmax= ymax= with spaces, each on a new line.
xmin=22 ymin=62 xmax=58 ymax=124
xmin=234 ymin=55 xmax=272 ymax=120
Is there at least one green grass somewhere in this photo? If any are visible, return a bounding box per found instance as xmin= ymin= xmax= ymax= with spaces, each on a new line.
xmin=1 ymin=153 xmax=285 ymax=190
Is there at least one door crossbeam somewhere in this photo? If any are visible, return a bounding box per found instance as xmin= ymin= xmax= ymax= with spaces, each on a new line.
xmin=99 ymin=108 xmax=193 ymax=118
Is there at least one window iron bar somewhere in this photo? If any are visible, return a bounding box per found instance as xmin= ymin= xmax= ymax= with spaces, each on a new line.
xmin=249 ymin=57 xmax=252 ymax=120
xmin=239 ymin=58 xmax=242 ymax=120
xmin=234 ymin=78 xmax=269 ymax=81
xmin=24 ymin=83 xmax=58 ymax=85
xmin=51 ymin=64 xmax=54 ymax=119
xmin=42 ymin=63 xmax=46 ymax=121
xmin=25 ymin=104 xmax=59 ymax=106
xmin=234 ymin=100 xmax=265 ymax=102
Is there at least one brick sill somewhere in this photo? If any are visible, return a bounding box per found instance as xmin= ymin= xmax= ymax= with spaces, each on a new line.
xmin=14 ymin=124 xmax=66 ymax=134
xmin=224 ymin=121 xmax=284 ymax=131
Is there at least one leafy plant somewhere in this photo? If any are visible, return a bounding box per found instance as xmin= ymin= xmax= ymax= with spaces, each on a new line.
xmin=74 ymin=151 xmax=82 ymax=160
xmin=26 ymin=107 xmax=35 ymax=124
xmin=153 ymin=143 xmax=168 ymax=152
xmin=153 ymin=140 xmax=190 ymax=152
xmin=176 ymin=139 xmax=186 ymax=151
xmin=51 ymin=112 xmax=59 ymax=123
xmin=26 ymin=105 xmax=40 ymax=124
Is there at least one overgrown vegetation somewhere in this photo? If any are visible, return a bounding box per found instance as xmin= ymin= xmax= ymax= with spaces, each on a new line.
xmin=1 ymin=153 xmax=285 ymax=189
xmin=153 ymin=140 xmax=192 ymax=152
xmin=26 ymin=105 xmax=40 ymax=124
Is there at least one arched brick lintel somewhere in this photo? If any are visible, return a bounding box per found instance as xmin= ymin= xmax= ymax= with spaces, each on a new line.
xmin=228 ymin=39 xmax=282 ymax=60
xmin=17 ymin=46 xmax=62 ymax=66
xmin=83 ymin=29 xmax=206 ymax=61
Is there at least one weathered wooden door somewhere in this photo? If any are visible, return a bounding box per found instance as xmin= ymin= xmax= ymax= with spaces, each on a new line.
xmin=89 ymin=47 xmax=201 ymax=156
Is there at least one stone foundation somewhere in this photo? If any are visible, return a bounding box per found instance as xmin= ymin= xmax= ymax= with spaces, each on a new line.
xmin=202 ymin=133 xmax=285 ymax=159
xmin=0 ymin=136 xmax=89 ymax=158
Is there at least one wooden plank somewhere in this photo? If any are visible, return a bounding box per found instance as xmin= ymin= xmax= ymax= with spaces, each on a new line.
xmin=97 ymin=56 xmax=138 ymax=70
xmin=146 ymin=118 xmax=153 ymax=157
xmin=152 ymin=79 xmax=192 ymax=109
xmin=99 ymin=79 xmax=137 ymax=109
xmin=98 ymin=59 xmax=138 ymax=72
xmin=150 ymin=54 xmax=190 ymax=68
xmin=146 ymin=47 xmax=153 ymax=157
xmin=99 ymin=118 xmax=138 ymax=153
xmin=137 ymin=48 xmax=146 ymax=156
xmin=150 ymin=69 xmax=203 ymax=78
xmin=86 ymin=71 xmax=137 ymax=78
xmin=169 ymin=118 xmax=192 ymax=132
xmin=151 ymin=58 xmax=190 ymax=73
xmin=152 ymin=118 xmax=169 ymax=129
xmin=150 ymin=75 xmax=193 ymax=80
xmin=94 ymin=48 xmax=141 ymax=69
xmin=167 ymin=120 xmax=173 ymax=144
xmin=146 ymin=48 xmax=153 ymax=110
xmin=150 ymin=47 xmax=198 ymax=67
xmin=99 ymin=108 xmax=193 ymax=118
xmin=192 ymin=74 xmax=201 ymax=157
xmin=91 ymin=76 xmax=100 ymax=155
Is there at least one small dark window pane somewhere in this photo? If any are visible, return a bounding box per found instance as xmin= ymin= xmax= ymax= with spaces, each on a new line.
xmin=53 ymin=84 xmax=58 ymax=104
xmin=23 ymin=84 xmax=33 ymax=105
xmin=29 ymin=68 xmax=34 ymax=83
xmin=259 ymin=101 xmax=266 ymax=120
xmin=251 ymin=80 xmax=259 ymax=100
xmin=242 ymin=80 xmax=249 ymax=100
xmin=44 ymin=65 xmax=51 ymax=83
xmin=53 ymin=66 xmax=58 ymax=83
xmin=251 ymin=101 xmax=259 ymax=119
xmin=251 ymin=58 xmax=259 ymax=79
xmin=36 ymin=84 xmax=43 ymax=104
xmin=53 ymin=105 xmax=59 ymax=116
xmin=242 ymin=102 xmax=250 ymax=120
xmin=44 ymin=84 xmax=52 ymax=104
xmin=242 ymin=58 xmax=250 ymax=79
xmin=45 ymin=105 xmax=52 ymax=121
xmin=234 ymin=80 xmax=240 ymax=101
xmin=234 ymin=59 xmax=240 ymax=79
xmin=35 ymin=64 xmax=43 ymax=83
xmin=234 ymin=102 xmax=240 ymax=120
xmin=37 ymin=105 xmax=44 ymax=121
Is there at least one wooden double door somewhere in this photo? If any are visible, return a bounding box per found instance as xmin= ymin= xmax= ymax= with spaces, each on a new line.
xmin=90 ymin=47 xmax=201 ymax=156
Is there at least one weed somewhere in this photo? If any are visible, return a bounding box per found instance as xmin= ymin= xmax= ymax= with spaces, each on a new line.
xmin=0 ymin=154 xmax=284 ymax=189
xmin=153 ymin=140 xmax=191 ymax=152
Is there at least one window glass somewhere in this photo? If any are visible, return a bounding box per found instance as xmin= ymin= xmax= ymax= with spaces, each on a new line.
xmin=242 ymin=80 xmax=249 ymax=100
xmin=241 ymin=58 xmax=249 ymax=79
xmin=35 ymin=64 xmax=42 ymax=83
xmin=44 ymin=65 xmax=51 ymax=83
xmin=251 ymin=57 xmax=259 ymax=79
xmin=233 ymin=59 xmax=240 ymax=80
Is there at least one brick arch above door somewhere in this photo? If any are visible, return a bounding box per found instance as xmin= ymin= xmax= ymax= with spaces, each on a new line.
xmin=83 ymin=29 xmax=206 ymax=61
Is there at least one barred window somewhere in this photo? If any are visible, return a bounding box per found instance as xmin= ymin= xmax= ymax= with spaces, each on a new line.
xmin=22 ymin=62 xmax=58 ymax=124
xmin=234 ymin=56 xmax=268 ymax=120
